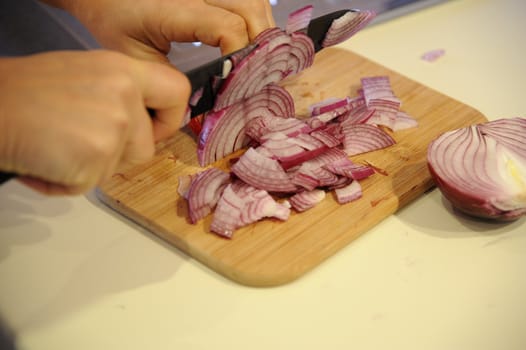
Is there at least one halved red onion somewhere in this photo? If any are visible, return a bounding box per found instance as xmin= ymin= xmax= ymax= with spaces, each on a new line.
xmin=322 ymin=10 xmax=376 ymax=48
xmin=341 ymin=124 xmax=396 ymax=156
xmin=427 ymin=117 xmax=526 ymax=221
xmin=286 ymin=5 xmax=314 ymax=34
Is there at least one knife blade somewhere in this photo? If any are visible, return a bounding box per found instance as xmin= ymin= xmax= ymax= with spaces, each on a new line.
xmin=185 ymin=9 xmax=356 ymax=118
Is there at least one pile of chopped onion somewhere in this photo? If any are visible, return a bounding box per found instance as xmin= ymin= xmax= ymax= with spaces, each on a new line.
xmin=180 ymin=73 xmax=418 ymax=237
xmin=179 ymin=6 xmax=421 ymax=238
xmin=427 ymin=117 xmax=526 ymax=221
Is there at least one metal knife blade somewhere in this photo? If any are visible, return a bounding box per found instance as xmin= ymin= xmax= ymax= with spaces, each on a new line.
xmin=185 ymin=9 xmax=356 ymax=118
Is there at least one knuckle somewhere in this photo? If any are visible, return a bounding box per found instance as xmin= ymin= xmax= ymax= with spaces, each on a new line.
xmin=223 ymin=15 xmax=248 ymax=38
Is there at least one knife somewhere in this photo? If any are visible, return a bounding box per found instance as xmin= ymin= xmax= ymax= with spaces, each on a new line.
xmin=0 ymin=9 xmax=357 ymax=185
xmin=186 ymin=8 xmax=353 ymax=117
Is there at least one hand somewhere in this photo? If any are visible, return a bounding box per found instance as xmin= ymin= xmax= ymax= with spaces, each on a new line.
xmin=0 ymin=50 xmax=190 ymax=195
xmin=43 ymin=0 xmax=276 ymax=64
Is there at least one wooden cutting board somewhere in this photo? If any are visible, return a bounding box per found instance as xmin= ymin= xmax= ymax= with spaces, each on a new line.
xmin=96 ymin=48 xmax=487 ymax=287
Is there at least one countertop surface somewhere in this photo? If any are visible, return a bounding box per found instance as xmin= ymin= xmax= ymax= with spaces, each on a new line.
xmin=1 ymin=0 xmax=525 ymax=349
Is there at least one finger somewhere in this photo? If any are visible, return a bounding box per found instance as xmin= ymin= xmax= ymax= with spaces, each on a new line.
xmin=204 ymin=0 xmax=275 ymax=40
xmin=160 ymin=2 xmax=250 ymax=55
xmin=128 ymin=60 xmax=191 ymax=141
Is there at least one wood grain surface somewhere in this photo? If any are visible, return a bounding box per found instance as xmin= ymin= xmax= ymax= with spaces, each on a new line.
xmin=96 ymin=48 xmax=487 ymax=287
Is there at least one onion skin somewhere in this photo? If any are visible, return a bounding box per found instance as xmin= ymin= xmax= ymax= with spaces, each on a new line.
xmin=427 ymin=117 xmax=526 ymax=221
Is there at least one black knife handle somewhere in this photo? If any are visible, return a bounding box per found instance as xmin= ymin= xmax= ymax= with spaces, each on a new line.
xmin=0 ymin=171 xmax=16 ymax=185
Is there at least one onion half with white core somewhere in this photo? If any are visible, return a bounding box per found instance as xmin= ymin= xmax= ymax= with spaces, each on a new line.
xmin=427 ymin=117 xmax=526 ymax=221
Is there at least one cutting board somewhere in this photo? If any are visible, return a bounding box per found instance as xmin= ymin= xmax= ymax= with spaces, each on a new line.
xmin=96 ymin=48 xmax=487 ymax=287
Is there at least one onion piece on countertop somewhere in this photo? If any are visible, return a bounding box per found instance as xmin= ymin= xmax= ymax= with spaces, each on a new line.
xmin=427 ymin=117 xmax=526 ymax=221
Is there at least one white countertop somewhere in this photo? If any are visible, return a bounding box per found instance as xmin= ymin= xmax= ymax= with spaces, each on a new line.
xmin=1 ymin=0 xmax=525 ymax=349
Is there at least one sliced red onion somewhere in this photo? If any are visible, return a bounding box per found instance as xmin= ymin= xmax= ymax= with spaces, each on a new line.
xmin=214 ymin=30 xmax=314 ymax=110
xmin=341 ymin=123 xmax=396 ymax=156
xmin=361 ymin=76 xmax=401 ymax=129
xmin=185 ymin=168 xmax=231 ymax=224
xmin=286 ymin=5 xmax=314 ymax=34
xmin=310 ymin=129 xmax=342 ymax=148
xmin=197 ymin=84 xmax=294 ymax=166
xmin=309 ymin=97 xmax=350 ymax=116
xmin=210 ymin=182 xmax=290 ymax=238
xmin=177 ymin=174 xmax=195 ymax=199
xmin=246 ymin=115 xmax=310 ymax=143
xmin=322 ymin=10 xmax=376 ymax=48
xmin=231 ymin=147 xmax=298 ymax=193
xmin=257 ymin=137 xmax=309 ymax=163
xmin=323 ymin=157 xmax=375 ymax=180
xmin=389 ymin=111 xmax=419 ymax=131
xmin=289 ymin=189 xmax=326 ymax=212
xmin=427 ymin=117 xmax=526 ymax=221
xmin=279 ymin=146 xmax=329 ymax=171
xmin=334 ymin=180 xmax=363 ymax=204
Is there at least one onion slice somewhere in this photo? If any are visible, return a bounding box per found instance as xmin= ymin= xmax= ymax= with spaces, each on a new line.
xmin=322 ymin=10 xmax=376 ymax=48
xmin=427 ymin=117 xmax=526 ymax=221
xmin=230 ymin=148 xmax=298 ymax=193
xmin=286 ymin=5 xmax=314 ymax=34
xmin=185 ymin=168 xmax=231 ymax=224
xmin=342 ymin=124 xmax=396 ymax=156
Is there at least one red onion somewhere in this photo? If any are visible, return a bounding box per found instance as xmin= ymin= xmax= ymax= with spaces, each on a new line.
xmin=230 ymin=148 xmax=298 ymax=193
xmin=185 ymin=168 xmax=231 ymax=224
xmin=286 ymin=5 xmax=314 ymax=34
xmin=334 ymin=180 xmax=363 ymax=204
xmin=213 ymin=30 xmax=314 ymax=110
xmin=322 ymin=10 xmax=376 ymax=48
xmin=210 ymin=181 xmax=290 ymax=238
xmin=427 ymin=117 xmax=526 ymax=221
xmin=341 ymin=124 xmax=396 ymax=156
xmin=197 ymin=84 xmax=294 ymax=166
xmin=361 ymin=76 xmax=401 ymax=129
xmin=289 ymin=189 xmax=326 ymax=212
